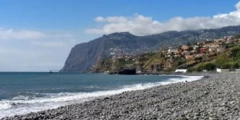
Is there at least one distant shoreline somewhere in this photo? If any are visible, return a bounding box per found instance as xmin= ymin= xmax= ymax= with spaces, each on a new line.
xmin=107 ymin=71 xmax=218 ymax=77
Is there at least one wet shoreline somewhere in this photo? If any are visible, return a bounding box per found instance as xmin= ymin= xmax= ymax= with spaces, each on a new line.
xmin=3 ymin=72 xmax=240 ymax=120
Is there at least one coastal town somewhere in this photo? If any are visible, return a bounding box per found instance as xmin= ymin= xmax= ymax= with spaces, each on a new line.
xmin=94 ymin=35 xmax=240 ymax=74
xmin=165 ymin=36 xmax=236 ymax=60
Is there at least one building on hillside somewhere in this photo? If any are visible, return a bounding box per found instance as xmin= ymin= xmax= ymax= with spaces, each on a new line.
xmin=193 ymin=45 xmax=199 ymax=50
xmin=174 ymin=54 xmax=180 ymax=58
xmin=181 ymin=45 xmax=189 ymax=51
xmin=177 ymin=49 xmax=183 ymax=54
xmin=175 ymin=69 xmax=187 ymax=73
xmin=185 ymin=55 xmax=195 ymax=60
xmin=190 ymin=49 xmax=197 ymax=54
xmin=224 ymin=36 xmax=234 ymax=40
xmin=204 ymin=43 xmax=219 ymax=48
xmin=216 ymin=68 xmax=229 ymax=73
xmin=110 ymin=52 xmax=115 ymax=55
xmin=182 ymin=50 xmax=190 ymax=55
xmin=216 ymin=48 xmax=224 ymax=52
xmin=200 ymin=48 xmax=208 ymax=53
xmin=168 ymin=49 xmax=178 ymax=54
xmin=216 ymin=68 xmax=222 ymax=73
xmin=226 ymin=39 xmax=234 ymax=44
xmin=214 ymin=39 xmax=225 ymax=43
xmin=195 ymin=53 xmax=204 ymax=58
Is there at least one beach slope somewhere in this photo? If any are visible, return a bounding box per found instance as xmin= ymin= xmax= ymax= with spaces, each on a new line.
xmin=3 ymin=73 xmax=240 ymax=120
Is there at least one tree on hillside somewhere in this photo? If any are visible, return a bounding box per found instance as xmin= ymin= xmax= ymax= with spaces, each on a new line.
xmin=232 ymin=63 xmax=239 ymax=69
xmin=235 ymin=34 xmax=240 ymax=39
xmin=204 ymin=63 xmax=216 ymax=71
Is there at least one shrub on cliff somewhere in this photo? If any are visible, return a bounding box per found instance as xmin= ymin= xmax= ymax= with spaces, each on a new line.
xmin=203 ymin=63 xmax=216 ymax=71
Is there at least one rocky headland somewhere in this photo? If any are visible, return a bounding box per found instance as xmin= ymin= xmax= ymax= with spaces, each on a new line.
xmin=61 ymin=26 xmax=240 ymax=72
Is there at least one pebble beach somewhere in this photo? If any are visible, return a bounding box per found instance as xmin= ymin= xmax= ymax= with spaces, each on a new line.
xmin=2 ymin=72 xmax=240 ymax=120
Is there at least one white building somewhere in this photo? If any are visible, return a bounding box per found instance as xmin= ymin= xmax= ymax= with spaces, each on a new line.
xmin=216 ymin=68 xmax=222 ymax=73
xmin=175 ymin=69 xmax=187 ymax=73
xmin=168 ymin=49 xmax=178 ymax=54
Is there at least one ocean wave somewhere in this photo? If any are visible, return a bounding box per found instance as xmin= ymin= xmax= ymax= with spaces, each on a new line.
xmin=0 ymin=102 xmax=12 ymax=110
xmin=0 ymin=75 xmax=203 ymax=119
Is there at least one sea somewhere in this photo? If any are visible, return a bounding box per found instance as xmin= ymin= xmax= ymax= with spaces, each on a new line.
xmin=0 ymin=72 xmax=203 ymax=118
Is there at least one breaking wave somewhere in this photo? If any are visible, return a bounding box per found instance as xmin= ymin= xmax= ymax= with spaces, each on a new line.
xmin=0 ymin=75 xmax=203 ymax=118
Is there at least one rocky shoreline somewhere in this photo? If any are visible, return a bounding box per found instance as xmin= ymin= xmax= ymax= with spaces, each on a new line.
xmin=2 ymin=72 xmax=240 ymax=120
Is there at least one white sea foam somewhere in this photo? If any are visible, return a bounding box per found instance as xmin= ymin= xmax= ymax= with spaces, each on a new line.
xmin=0 ymin=102 xmax=12 ymax=110
xmin=0 ymin=75 xmax=203 ymax=119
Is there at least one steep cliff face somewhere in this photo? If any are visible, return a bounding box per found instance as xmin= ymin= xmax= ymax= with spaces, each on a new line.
xmin=61 ymin=26 xmax=240 ymax=72
xmin=61 ymin=32 xmax=139 ymax=72
xmin=61 ymin=38 xmax=105 ymax=72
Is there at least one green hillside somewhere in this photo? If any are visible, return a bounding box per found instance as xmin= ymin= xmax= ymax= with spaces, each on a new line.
xmin=92 ymin=35 xmax=240 ymax=73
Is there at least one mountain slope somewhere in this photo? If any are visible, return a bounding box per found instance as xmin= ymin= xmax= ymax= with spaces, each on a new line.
xmin=61 ymin=26 xmax=240 ymax=72
xmin=93 ymin=35 xmax=240 ymax=73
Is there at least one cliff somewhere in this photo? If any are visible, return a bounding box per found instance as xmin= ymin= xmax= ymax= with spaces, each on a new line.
xmin=61 ymin=26 xmax=240 ymax=72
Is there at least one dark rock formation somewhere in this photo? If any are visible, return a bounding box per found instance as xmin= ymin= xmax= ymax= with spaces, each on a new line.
xmin=118 ymin=69 xmax=136 ymax=75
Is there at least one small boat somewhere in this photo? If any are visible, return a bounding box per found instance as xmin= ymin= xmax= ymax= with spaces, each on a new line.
xmin=49 ymin=70 xmax=54 ymax=73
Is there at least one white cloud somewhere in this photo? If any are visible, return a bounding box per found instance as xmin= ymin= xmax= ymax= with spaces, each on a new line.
xmin=0 ymin=29 xmax=75 ymax=40
xmin=0 ymin=45 xmax=72 ymax=71
xmin=0 ymin=29 xmax=46 ymax=40
xmin=95 ymin=16 xmax=105 ymax=22
xmin=32 ymin=41 xmax=67 ymax=47
xmin=0 ymin=29 xmax=78 ymax=71
xmin=32 ymin=39 xmax=76 ymax=48
xmin=86 ymin=2 xmax=240 ymax=36
xmin=236 ymin=1 xmax=240 ymax=10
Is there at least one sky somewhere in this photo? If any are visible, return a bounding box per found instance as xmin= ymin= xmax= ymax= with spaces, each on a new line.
xmin=0 ymin=0 xmax=240 ymax=71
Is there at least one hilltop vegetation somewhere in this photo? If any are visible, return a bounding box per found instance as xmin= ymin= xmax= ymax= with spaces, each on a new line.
xmin=92 ymin=35 xmax=240 ymax=73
